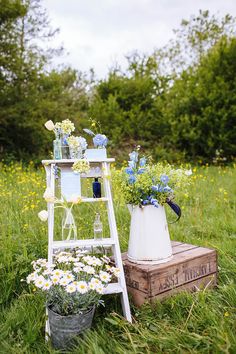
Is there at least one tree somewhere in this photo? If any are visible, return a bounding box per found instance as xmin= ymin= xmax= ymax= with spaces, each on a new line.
xmin=162 ymin=36 xmax=236 ymax=161
xmin=0 ymin=0 xmax=88 ymax=161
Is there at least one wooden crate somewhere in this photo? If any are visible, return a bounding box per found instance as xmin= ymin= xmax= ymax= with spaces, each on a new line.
xmin=122 ymin=241 xmax=217 ymax=307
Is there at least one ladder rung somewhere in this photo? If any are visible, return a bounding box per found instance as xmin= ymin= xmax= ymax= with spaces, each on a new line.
xmin=104 ymin=283 xmax=123 ymax=294
xmin=52 ymin=238 xmax=115 ymax=249
xmin=81 ymin=197 xmax=108 ymax=203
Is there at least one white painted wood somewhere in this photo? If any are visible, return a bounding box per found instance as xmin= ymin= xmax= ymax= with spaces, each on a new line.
xmin=52 ymin=238 xmax=115 ymax=249
xmin=104 ymin=283 xmax=123 ymax=294
xmin=102 ymin=162 xmax=132 ymax=322
xmin=43 ymin=158 xmax=132 ymax=327
xmin=42 ymin=158 xmax=115 ymax=165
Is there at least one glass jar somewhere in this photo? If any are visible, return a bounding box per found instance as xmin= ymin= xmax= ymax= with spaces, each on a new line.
xmin=62 ymin=208 xmax=77 ymax=241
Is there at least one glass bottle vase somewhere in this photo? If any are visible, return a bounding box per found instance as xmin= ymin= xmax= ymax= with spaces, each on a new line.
xmin=62 ymin=208 xmax=77 ymax=241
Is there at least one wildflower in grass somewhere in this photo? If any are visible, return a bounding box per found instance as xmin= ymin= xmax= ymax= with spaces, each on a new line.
xmin=185 ymin=169 xmax=193 ymax=176
xmin=77 ymin=281 xmax=88 ymax=294
xmin=38 ymin=210 xmax=48 ymax=222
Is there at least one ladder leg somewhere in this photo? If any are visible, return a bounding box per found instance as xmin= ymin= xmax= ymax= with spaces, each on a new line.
xmin=102 ymin=163 xmax=132 ymax=322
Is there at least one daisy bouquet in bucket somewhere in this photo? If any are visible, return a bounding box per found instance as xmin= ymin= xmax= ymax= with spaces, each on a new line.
xmin=26 ymin=249 xmax=120 ymax=316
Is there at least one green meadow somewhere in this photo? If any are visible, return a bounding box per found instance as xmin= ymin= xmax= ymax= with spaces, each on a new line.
xmin=0 ymin=163 xmax=235 ymax=353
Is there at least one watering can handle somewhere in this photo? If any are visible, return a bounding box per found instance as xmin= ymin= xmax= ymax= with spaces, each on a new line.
xmin=166 ymin=200 xmax=181 ymax=223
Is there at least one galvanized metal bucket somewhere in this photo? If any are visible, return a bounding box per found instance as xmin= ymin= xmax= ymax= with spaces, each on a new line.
xmin=127 ymin=204 xmax=173 ymax=264
xmin=47 ymin=305 xmax=95 ymax=350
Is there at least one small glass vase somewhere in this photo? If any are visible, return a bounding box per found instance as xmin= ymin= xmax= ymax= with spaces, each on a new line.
xmin=62 ymin=208 xmax=77 ymax=241
xmin=61 ymin=136 xmax=70 ymax=159
xmin=53 ymin=138 xmax=62 ymax=160
xmin=69 ymin=146 xmax=83 ymax=159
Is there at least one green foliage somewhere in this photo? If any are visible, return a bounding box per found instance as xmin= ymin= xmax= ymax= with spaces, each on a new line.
xmin=163 ymin=36 xmax=236 ymax=160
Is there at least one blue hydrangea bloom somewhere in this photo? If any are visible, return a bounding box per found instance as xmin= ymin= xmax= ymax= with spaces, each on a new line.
xmin=139 ymin=157 xmax=146 ymax=167
xmin=128 ymin=175 xmax=136 ymax=184
xmin=129 ymin=151 xmax=139 ymax=162
xmin=125 ymin=167 xmax=134 ymax=175
xmin=160 ymin=174 xmax=169 ymax=185
xmin=93 ymin=134 xmax=108 ymax=147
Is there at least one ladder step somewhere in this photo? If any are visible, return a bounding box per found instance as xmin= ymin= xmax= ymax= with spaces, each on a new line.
xmin=104 ymin=283 xmax=123 ymax=294
xmin=81 ymin=197 xmax=108 ymax=203
xmin=52 ymin=238 xmax=115 ymax=249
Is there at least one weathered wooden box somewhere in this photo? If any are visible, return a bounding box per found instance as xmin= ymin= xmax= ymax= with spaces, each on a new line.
xmin=122 ymin=241 xmax=217 ymax=306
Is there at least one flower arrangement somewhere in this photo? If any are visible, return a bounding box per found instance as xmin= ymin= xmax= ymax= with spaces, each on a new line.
xmin=39 ymin=188 xmax=82 ymax=240
xmin=119 ymin=149 xmax=192 ymax=207
xmin=83 ymin=119 xmax=108 ymax=149
xmin=72 ymin=159 xmax=90 ymax=174
xmin=45 ymin=119 xmax=75 ymax=139
xmin=26 ymin=249 xmax=120 ymax=316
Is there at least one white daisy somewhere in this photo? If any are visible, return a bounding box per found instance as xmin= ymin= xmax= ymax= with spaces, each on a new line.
xmin=66 ymin=283 xmax=77 ymax=293
xmin=34 ymin=275 xmax=46 ymax=288
xmin=51 ymin=276 xmax=60 ymax=285
xmin=96 ymin=285 xmax=104 ymax=294
xmin=59 ymin=277 xmax=71 ymax=286
xmin=43 ymin=280 xmax=52 ymax=290
xmin=77 ymin=281 xmax=88 ymax=294
xmin=99 ymin=271 xmax=111 ymax=283
xmin=83 ymin=265 xmax=95 ymax=275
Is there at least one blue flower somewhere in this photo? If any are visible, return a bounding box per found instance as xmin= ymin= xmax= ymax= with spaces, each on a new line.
xmin=163 ymin=186 xmax=172 ymax=193
xmin=137 ymin=168 xmax=145 ymax=175
xmin=152 ymin=184 xmax=163 ymax=192
xmin=128 ymin=160 xmax=136 ymax=169
xmin=152 ymin=185 xmax=159 ymax=192
xmin=142 ymin=199 xmax=149 ymax=205
xmin=160 ymin=174 xmax=169 ymax=185
xmin=128 ymin=175 xmax=136 ymax=184
xmin=125 ymin=167 xmax=134 ymax=175
xmin=93 ymin=134 xmax=108 ymax=147
xmin=139 ymin=157 xmax=146 ymax=167
xmin=150 ymin=198 xmax=159 ymax=208
xmin=129 ymin=151 xmax=139 ymax=162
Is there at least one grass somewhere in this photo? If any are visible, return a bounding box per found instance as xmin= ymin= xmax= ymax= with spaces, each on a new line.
xmin=0 ymin=162 xmax=235 ymax=353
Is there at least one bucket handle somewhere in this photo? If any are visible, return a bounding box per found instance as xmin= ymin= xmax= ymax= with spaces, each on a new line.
xmin=166 ymin=199 xmax=181 ymax=224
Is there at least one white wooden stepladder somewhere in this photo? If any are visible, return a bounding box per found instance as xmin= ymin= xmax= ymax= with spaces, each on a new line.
xmin=42 ymin=158 xmax=132 ymax=336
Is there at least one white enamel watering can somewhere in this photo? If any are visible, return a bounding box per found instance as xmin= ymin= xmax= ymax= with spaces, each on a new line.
xmin=127 ymin=204 xmax=173 ymax=264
